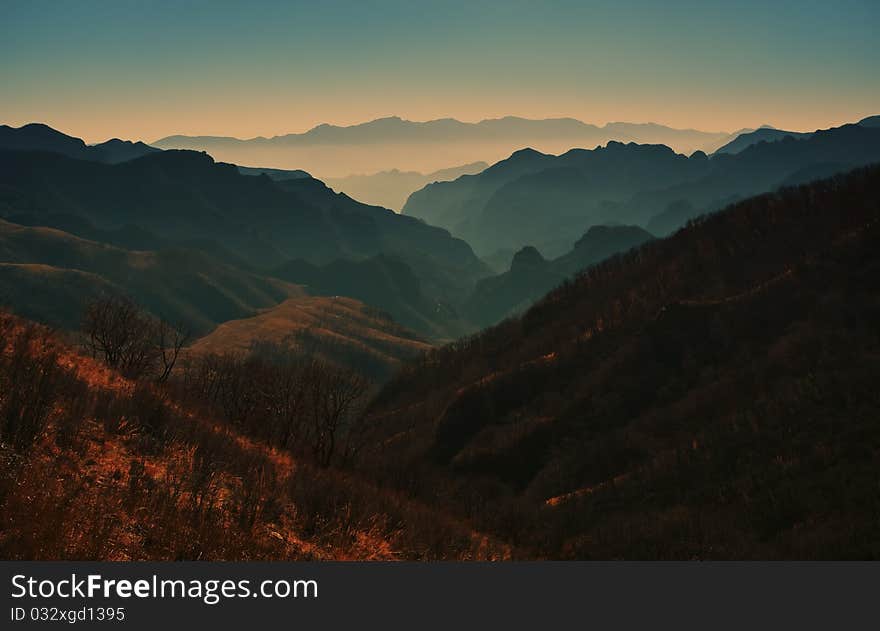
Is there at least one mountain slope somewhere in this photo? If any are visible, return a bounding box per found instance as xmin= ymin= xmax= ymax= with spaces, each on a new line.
xmin=712 ymin=126 xmax=812 ymax=154
xmin=404 ymin=120 xmax=880 ymax=253
xmin=188 ymin=296 xmax=430 ymax=381
xmin=270 ymin=254 xmax=467 ymax=340
xmin=464 ymin=225 xmax=654 ymax=327
xmin=360 ymin=165 xmax=880 ymax=559
xmin=636 ymin=122 xmax=880 ymax=235
xmin=0 ymin=312 xmax=506 ymax=560
xmin=0 ymin=218 xmax=302 ymax=333
xmin=0 ymin=142 xmax=488 ymax=294
xmin=405 ymin=142 xmax=706 ymax=255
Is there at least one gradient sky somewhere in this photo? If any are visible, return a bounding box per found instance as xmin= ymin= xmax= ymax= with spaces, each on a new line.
xmin=2 ymin=0 xmax=878 ymax=143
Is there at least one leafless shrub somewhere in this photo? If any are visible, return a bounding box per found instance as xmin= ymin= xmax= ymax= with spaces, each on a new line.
xmin=82 ymin=296 xmax=188 ymax=381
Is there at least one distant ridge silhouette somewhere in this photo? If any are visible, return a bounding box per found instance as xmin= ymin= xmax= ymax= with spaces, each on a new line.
xmin=0 ymin=123 xmax=159 ymax=163
xmin=151 ymin=116 xmax=734 ymax=176
xmin=404 ymin=117 xmax=880 ymax=254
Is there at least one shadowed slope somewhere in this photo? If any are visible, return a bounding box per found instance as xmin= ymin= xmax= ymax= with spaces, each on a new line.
xmin=361 ymin=165 xmax=880 ymax=559
xmin=464 ymin=225 xmax=654 ymax=327
xmin=0 ymin=218 xmax=301 ymax=333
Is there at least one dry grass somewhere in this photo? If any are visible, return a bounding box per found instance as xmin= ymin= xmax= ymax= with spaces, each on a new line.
xmin=0 ymin=312 xmax=508 ymax=561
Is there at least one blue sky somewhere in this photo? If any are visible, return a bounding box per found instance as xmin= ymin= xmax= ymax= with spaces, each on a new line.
xmin=2 ymin=0 xmax=877 ymax=141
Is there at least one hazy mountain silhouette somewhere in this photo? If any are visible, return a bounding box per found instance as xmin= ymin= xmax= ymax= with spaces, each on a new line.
xmin=0 ymin=123 xmax=159 ymax=163
xmin=712 ymin=126 xmax=811 ymax=154
xmin=0 ymin=132 xmax=488 ymax=297
xmin=0 ymin=125 xmax=495 ymax=340
xmin=405 ymin=143 xmax=704 ymax=256
xmin=464 ymin=225 xmax=654 ymax=327
xmin=237 ymin=165 xmax=311 ymax=180
xmin=155 ymin=115 xmax=729 ymax=148
xmin=361 ymin=165 xmax=880 ymax=558
xmin=404 ymin=118 xmax=880 ymax=253
xmin=324 ymin=162 xmax=488 ymax=211
xmin=152 ymin=116 xmax=732 ymax=176
xmin=634 ymin=121 xmax=880 ymax=235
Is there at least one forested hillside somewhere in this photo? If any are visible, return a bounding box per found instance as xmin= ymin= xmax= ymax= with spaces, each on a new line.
xmin=361 ymin=165 xmax=880 ymax=559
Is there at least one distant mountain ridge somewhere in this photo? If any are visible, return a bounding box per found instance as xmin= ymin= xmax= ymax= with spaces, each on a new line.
xmin=0 ymin=124 xmax=490 ymax=339
xmin=151 ymin=116 xmax=733 ymax=176
xmin=154 ymin=115 xmax=730 ymax=148
xmin=712 ymin=126 xmax=812 ymax=154
xmin=236 ymin=165 xmax=311 ymax=180
xmin=403 ymin=118 xmax=880 ymax=255
xmin=0 ymin=145 xmax=484 ymax=272
xmin=0 ymin=123 xmax=159 ymax=163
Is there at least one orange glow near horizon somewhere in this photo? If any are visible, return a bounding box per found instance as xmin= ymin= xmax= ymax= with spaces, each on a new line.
xmin=3 ymin=101 xmax=876 ymax=146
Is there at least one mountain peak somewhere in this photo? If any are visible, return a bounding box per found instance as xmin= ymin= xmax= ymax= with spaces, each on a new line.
xmin=510 ymin=245 xmax=546 ymax=271
xmin=509 ymin=147 xmax=544 ymax=159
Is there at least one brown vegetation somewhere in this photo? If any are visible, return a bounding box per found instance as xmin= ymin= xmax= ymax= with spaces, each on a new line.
xmin=186 ymin=296 xmax=430 ymax=381
xmin=2 ymin=166 xmax=879 ymax=560
xmin=0 ymin=311 xmax=508 ymax=560
xmin=360 ymin=165 xmax=880 ymax=559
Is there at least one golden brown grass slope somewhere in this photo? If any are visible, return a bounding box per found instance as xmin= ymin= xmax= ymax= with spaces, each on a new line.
xmin=0 ymin=311 xmax=508 ymax=560
xmin=188 ymin=296 xmax=431 ymax=381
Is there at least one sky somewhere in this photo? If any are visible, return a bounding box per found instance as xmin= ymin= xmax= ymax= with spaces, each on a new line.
xmin=2 ymin=0 xmax=878 ymax=143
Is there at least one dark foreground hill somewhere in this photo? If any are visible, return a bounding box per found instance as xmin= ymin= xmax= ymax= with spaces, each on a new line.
xmin=0 ymin=312 xmax=507 ymax=560
xmin=360 ymin=165 xmax=880 ymax=559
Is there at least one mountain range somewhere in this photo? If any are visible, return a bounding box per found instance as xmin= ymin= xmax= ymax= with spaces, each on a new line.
xmin=0 ymin=123 xmax=160 ymax=163
xmin=0 ymin=124 xmax=491 ymax=340
xmin=4 ymin=117 xmax=879 ymax=342
xmin=712 ymin=126 xmax=812 ymax=154
xmin=3 ymin=111 xmax=880 ymax=560
xmin=403 ymin=117 xmax=880 ymax=257
xmin=152 ymin=116 xmax=735 ymax=177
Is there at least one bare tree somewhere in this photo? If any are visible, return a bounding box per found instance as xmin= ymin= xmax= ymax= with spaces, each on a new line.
xmin=82 ymin=296 xmax=188 ymax=382
xmin=306 ymin=360 xmax=369 ymax=467
xmin=181 ymin=344 xmax=370 ymax=467
xmin=155 ymin=319 xmax=190 ymax=383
